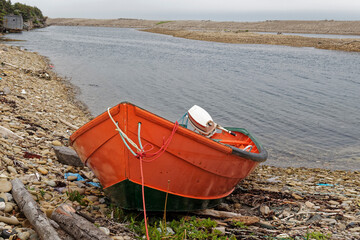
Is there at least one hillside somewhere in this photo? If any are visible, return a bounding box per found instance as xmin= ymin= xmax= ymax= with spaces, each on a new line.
xmin=0 ymin=0 xmax=46 ymax=31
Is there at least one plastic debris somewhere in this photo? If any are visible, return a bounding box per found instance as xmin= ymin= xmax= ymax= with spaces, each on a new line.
xmin=64 ymin=173 xmax=85 ymax=181
xmin=317 ymin=183 xmax=334 ymax=187
xmin=87 ymin=182 xmax=101 ymax=188
xmin=23 ymin=152 xmax=42 ymax=159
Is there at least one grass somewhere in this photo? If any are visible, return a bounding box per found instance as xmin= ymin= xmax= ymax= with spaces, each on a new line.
xmin=156 ymin=21 xmax=173 ymax=25
xmin=66 ymin=190 xmax=87 ymax=206
xmin=305 ymin=231 xmax=332 ymax=240
xmin=127 ymin=216 xmax=236 ymax=239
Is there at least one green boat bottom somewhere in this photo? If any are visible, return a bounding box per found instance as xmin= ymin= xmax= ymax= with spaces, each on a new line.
xmin=104 ymin=180 xmax=222 ymax=212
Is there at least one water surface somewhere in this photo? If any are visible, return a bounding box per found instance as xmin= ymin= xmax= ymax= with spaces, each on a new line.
xmin=7 ymin=26 xmax=360 ymax=170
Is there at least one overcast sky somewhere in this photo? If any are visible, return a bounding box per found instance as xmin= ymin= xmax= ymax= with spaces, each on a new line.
xmin=15 ymin=0 xmax=360 ymax=21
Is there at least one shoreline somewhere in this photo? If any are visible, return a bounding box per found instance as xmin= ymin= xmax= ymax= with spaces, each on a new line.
xmin=45 ymin=18 xmax=360 ymax=52
xmin=142 ymin=28 xmax=360 ymax=52
xmin=1 ymin=40 xmax=360 ymax=238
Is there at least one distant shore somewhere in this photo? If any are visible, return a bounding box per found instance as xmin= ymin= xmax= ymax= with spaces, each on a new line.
xmin=46 ymin=18 xmax=360 ymax=52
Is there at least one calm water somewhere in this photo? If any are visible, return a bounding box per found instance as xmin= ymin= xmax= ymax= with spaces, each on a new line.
xmin=6 ymin=26 xmax=360 ymax=170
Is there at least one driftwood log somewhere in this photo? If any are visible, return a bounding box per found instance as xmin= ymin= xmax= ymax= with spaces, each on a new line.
xmin=11 ymin=178 xmax=62 ymax=240
xmin=193 ymin=209 xmax=260 ymax=225
xmin=51 ymin=203 xmax=112 ymax=240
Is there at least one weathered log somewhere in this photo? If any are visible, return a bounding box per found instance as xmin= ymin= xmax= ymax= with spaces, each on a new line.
xmin=0 ymin=125 xmax=23 ymax=139
xmin=51 ymin=203 xmax=111 ymax=240
xmin=58 ymin=117 xmax=79 ymax=130
xmin=193 ymin=209 xmax=259 ymax=225
xmin=194 ymin=209 xmax=244 ymax=218
xmin=11 ymin=178 xmax=61 ymax=240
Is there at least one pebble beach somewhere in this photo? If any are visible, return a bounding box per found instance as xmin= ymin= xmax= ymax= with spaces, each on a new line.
xmin=0 ymin=36 xmax=360 ymax=239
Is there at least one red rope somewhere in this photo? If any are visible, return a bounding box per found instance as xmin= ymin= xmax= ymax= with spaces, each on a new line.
xmin=136 ymin=121 xmax=179 ymax=240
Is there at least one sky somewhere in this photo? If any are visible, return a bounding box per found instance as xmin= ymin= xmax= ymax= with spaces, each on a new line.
xmin=15 ymin=0 xmax=360 ymax=21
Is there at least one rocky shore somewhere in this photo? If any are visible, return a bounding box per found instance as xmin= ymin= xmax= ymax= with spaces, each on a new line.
xmin=1 ymin=44 xmax=360 ymax=239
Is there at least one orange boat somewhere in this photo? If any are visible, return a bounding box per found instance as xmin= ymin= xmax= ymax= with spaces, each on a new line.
xmin=70 ymin=102 xmax=267 ymax=211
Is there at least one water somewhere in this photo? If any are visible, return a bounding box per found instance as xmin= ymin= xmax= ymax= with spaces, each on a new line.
xmin=5 ymin=26 xmax=360 ymax=171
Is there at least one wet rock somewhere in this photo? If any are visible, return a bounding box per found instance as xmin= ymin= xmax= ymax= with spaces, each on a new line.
xmin=52 ymin=146 xmax=83 ymax=167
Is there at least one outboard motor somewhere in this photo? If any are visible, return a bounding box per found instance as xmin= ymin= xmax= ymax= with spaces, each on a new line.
xmin=187 ymin=105 xmax=236 ymax=137
xmin=188 ymin=105 xmax=217 ymax=137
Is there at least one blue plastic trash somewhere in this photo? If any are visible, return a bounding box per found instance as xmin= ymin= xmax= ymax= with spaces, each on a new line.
xmin=64 ymin=173 xmax=85 ymax=181
xmin=87 ymin=182 xmax=101 ymax=188
xmin=316 ymin=183 xmax=334 ymax=187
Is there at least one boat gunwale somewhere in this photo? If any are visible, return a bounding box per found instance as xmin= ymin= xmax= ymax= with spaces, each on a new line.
xmin=223 ymin=127 xmax=268 ymax=163
xmin=70 ymin=102 xmax=267 ymax=164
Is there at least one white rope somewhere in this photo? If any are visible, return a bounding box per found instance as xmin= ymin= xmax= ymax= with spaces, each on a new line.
xmin=107 ymin=108 xmax=141 ymax=152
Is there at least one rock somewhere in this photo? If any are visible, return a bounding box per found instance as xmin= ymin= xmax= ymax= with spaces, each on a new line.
xmin=111 ymin=237 xmax=125 ymax=240
xmin=45 ymin=180 xmax=56 ymax=187
xmin=276 ymin=233 xmax=290 ymax=238
xmin=0 ymin=202 xmax=5 ymax=211
xmin=37 ymin=167 xmax=48 ymax=175
xmin=5 ymin=193 xmax=12 ymax=202
xmin=18 ymin=231 xmax=31 ymax=240
xmin=51 ymin=140 xmax=62 ymax=146
xmin=349 ymin=227 xmax=360 ymax=232
xmin=3 ymin=86 xmax=11 ymax=94
xmin=306 ymin=214 xmax=322 ymax=225
xmin=99 ymin=227 xmax=110 ymax=235
xmin=291 ymin=193 xmax=303 ymax=200
xmin=305 ymin=201 xmax=315 ymax=208
xmin=4 ymin=203 xmax=14 ymax=213
xmin=260 ymin=204 xmax=270 ymax=216
xmin=321 ymin=218 xmax=337 ymax=225
xmin=258 ymin=221 xmax=275 ymax=229
xmin=86 ymin=195 xmax=99 ymax=202
xmin=52 ymin=146 xmax=83 ymax=167
xmin=0 ymin=180 xmax=12 ymax=192
xmin=156 ymin=227 xmax=174 ymax=235
xmin=328 ymin=200 xmax=340 ymax=205
xmin=213 ymin=226 xmax=226 ymax=235
xmin=0 ymin=216 xmax=20 ymax=225
xmin=66 ymin=175 xmax=78 ymax=181
xmin=7 ymin=166 xmax=17 ymax=175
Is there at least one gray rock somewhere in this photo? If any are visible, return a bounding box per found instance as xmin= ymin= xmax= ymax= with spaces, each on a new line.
xmin=3 ymin=87 xmax=11 ymax=95
xmin=306 ymin=214 xmax=322 ymax=225
xmin=52 ymin=146 xmax=83 ymax=167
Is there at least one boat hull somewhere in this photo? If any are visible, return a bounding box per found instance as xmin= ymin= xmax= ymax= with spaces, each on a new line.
xmin=105 ymin=180 xmax=222 ymax=211
xmin=70 ymin=102 xmax=267 ymax=211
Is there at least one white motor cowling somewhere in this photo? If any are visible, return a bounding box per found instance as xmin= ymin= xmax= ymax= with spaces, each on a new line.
xmin=187 ymin=105 xmax=217 ymax=137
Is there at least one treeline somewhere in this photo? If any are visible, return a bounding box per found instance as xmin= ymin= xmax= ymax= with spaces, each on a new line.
xmin=0 ymin=0 xmax=46 ymax=27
